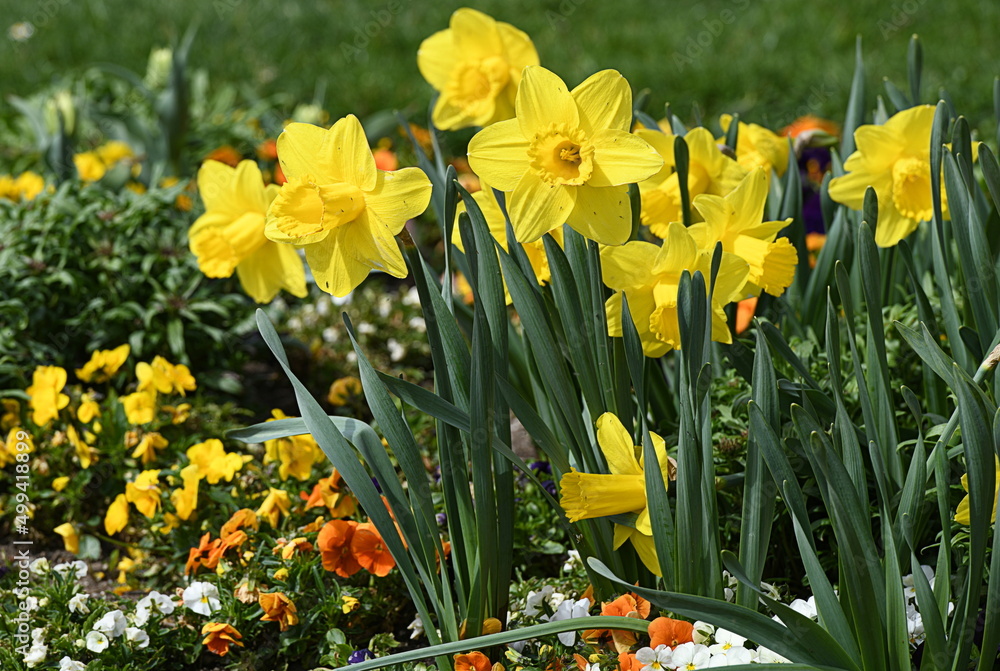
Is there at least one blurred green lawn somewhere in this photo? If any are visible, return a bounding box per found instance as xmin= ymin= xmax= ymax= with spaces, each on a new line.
xmin=2 ymin=0 xmax=998 ymax=134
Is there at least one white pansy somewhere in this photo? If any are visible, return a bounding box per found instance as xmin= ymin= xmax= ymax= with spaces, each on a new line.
xmin=692 ymin=620 xmax=715 ymax=645
xmin=544 ymin=597 xmax=591 ymax=646
xmin=23 ymin=596 xmax=39 ymax=612
xmin=756 ymin=646 xmax=792 ymax=663
xmin=23 ymin=644 xmax=47 ymax=668
xmin=563 ymin=549 xmax=581 ymax=573
xmin=93 ymin=610 xmax=128 ymax=638
xmin=902 ymin=564 xmax=935 ymax=601
xmin=59 ymin=657 xmax=87 ymax=671
xmin=708 ymin=646 xmax=753 ymax=666
xmin=182 ymin=581 xmax=221 ymax=616
xmin=29 ymin=558 xmax=50 ymax=575
xmin=635 ymin=644 xmax=673 ymax=671
xmin=53 ymin=560 xmax=88 ymax=579
xmin=707 ymin=628 xmax=746 ymax=655
xmin=523 ymin=585 xmax=555 ymax=617
xmin=125 ymin=627 xmax=150 ymax=648
xmin=85 ymin=631 xmax=109 ymax=653
xmin=137 ymin=590 xmax=175 ymax=618
xmin=671 ymin=642 xmax=712 ymax=669
xmin=31 ymin=627 xmax=45 ymax=645
xmin=407 ymin=615 xmax=424 ymax=640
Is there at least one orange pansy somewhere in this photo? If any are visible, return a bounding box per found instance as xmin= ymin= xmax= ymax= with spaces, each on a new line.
xmin=351 ymin=522 xmax=396 ymax=577
xmin=202 ymin=622 xmax=244 ymax=656
xmin=316 ymin=519 xmax=362 ymax=577
xmin=648 ymin=616 xmax=694 ymax=648
xmin=259 ymin=591 xmax=299 ymax=631
xmin=453 ymin=651 xmax=491 ymax=671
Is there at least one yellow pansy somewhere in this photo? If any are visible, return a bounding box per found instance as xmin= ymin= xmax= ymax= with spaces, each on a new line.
xmin=132 ymin=432 xmax=168 ymax=465
xmin=264 ymin=409 xmax=325 ymax=482
xmin=125 ymin=469 xmax=162 ymax=519
xmin=417 ymin=7 xmax=539 ymax=130
xmin=171 ymin=464 xmax=202 ymax=521
xmin=77 ymin=394 xmax=101 ymax=424
xmin=1 ymin=399 xmax=21 ymax=431
xmin=687 ymin=168 xmax=797 ymax=297
xmin=26 ymin=366 xmax=70 ymax=427
xmin=120 ymin=390 xmax=157 ymax=425
xmin=264 ymin=114 xmax=433 ymax=297
xmin=96 ymin=140 xmax=133 ymax=165
xmin=955 ymin=456 xmax=1000 ymax=526
xmin=637 ymin=126 xmax=748 ymax=238
xmin=327 ymin=377 xmax=363 ymax=406
xmin=341 ymin=595 xmax=359 ymax=614
xmin=74 ymin=152 xmax=107 ymax=182
xmin=468 ymin=66 xmax=663 ymax=246
xmin=828 ymin=104 xmax=938 ymax=247
xmin=54 ymin=522 xmax=80 ymax=554
xmin=136 ymin=356 xmax=197 ymax=396
xmin=2 ymin=171 xmax=45 ymax=201
xmin=451 ymin=182 xmax=564 ymax=304
xmin=602 ymin=222 xmax=749 ymax=357
xmin=161 ymin=403 xmax=192 ymax=424
xmin=105 ymin=493 xmax=130 ymax=535
xmin=189 ymin=160 xmax=307 ymax=303
xmin=719 ymin=114 xmax=789 ymax=176
xmin=257 ymin=488 xmax=292 ymax=527
xmin=66 ymin=425 xmax=96 ymax=469
xmin=75 ymin=344 xmax=130 ymax=383
xmin=186 ymin=439 xmax=248 ymax=484
xmin=560 ymin=413 xmax=672 ymax=575
xmin=52 ymin=476 xmax=70 ymax=492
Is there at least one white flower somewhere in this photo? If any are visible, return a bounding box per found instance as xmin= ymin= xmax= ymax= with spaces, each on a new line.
xmin=183 ymin=581 xmax=221 ymax=615
xmin=388 ymin=338 xmax=406 ymax=362
xmin=53 ymin=560 xmax=88 ymax=579
xmin=707 ymin=646 xmax=753 ymax=666
xmin=635 ymin=644 xmax=673 ymax=671
xmin=409 ymin=316 xmax=426 ymax=332
xmin=23 ymin=596 xmax=39 ymax=612
xmin=59 ymin=657 xmax=87 ymax=671
xmin=902 ymin=565 xmax=935 ymax=601
xmin=68 ymin=593 xmax=90 ymax=615
xmin=377 ymin=296 xmax=392 ymax=318
xmin=23 ymin=644 xmax=47 ymax=668
xmin=402 ymin=286 xmax=420 ymax=306
xmin=93 ymin=610 xmax=128 ymax=638
xmin=332 ymin=291 xmax=353 ymax=306
xmin=692 ymin=621 xmax=715 ymax=645
xmin=357 ymin=322 xmax=376 ymax=335
xmin=407 ymin=615 xmax=424 ymax=640
xmin=85 ymin=630 xmax=110 ymax=653
xmin=671 ymin=642 xmax=712 ymax=669
xmin=125 ymin=627 xmax=150 ymax=648
xmin=707 ymin=628 xmax=747 ymax=655
xmin=544 ymin=597 xmax=591 ymax=646
xmin=582 ymin=663 xmax=601 ymax=671
xmin=31 ymin=627 xmax=46 ymax=645
xmin=322 ymin=327 xmax=339 ymax=343
xmin=775 ymin=596 xmax=817 ymax=624
xmin=756 ymin=646 xmax=791 ymax=663
xmin=29 ymin=558 xmax=50 ymax=575
xmin=523 ymin=585 xmax=555 ymax=617
xmin=563 ymin=549 xmax=581 ymax=573
xmin=136 ymin=590 xmax=175 ymax=622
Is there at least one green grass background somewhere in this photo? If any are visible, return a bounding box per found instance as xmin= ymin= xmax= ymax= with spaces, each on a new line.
xmin=2 ymin=0 xmax=998 ymax=134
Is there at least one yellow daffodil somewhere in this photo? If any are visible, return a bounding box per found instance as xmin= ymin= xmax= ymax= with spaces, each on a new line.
xmin=125 ymin=469 xmax=162 ymax=519
xmin=26 ymin=366 xmax=70 ymax=426
xmin=187 ymin=439 xmax=249 ymax=484
xmin=171 ymin=464 xmax=201 ymax=521
xmin=136 ymin=356 xmax=197 ymax=396
xmin=417 ymin=7 xmax=539 ymax=130
xmin=66 ymin=425 xmax=96 ymax=469
xmin=327 ymin=376 xmax=363 ymax=406
xmin=637 ymin=126 xmax=748 ymax=238
xmin=560 ymin=413 xmax=672 ymax=575
xmin=451 ymin=182 xmax=564 ymax=304
xmin=52 ymin=476 xmax=70 ymax=492
xmin=468 ymin=66 xmax=663 ymax=245
xmin=719 ymin=114 xmax=789 ymax=176
xmin=687 ymin=168 xmax=797 ymax=297
xmin=257 ymin=488 xmax=292 ymax=527
xmin=132 ymin=432 xmax=168 ymax=465
xmin=602 ymin=222 xmax=749 ymax=357
xmin=189 ymin=160 xmax=307 ymax=303
xmin=77 ymin=394 xmax=100 ymax=423
xmin=105 ymin=493 xmax=130 ymax=535
xmin=955 ymin=456 xmax=1000 ymax=525
xmin=828 ymin=104 xmax=938 ymax=247
xmin=75 ymin=344 xmax=130 ymax=382
xmin=264 ymin=409 xmax=325 ymax=482
xmin=54 ymin=522 xmax=79 ymax=554
xmin=120 ymin=390 xmax=157 ymax=425
xmin=264 ymin=114 xmax=433 ymax=297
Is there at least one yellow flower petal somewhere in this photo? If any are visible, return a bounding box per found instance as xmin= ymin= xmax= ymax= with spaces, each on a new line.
xmin=516 ymin=66 xmax=580 ymax=138
xmin=572 ymin=70 xmax=632 ymax=134
xmin=588 ymin=129 xmax=664 ymax=188
xmin=566 ymin=184 xmax=631 ymax=246
xmin=278 ymin=117 xmax=377 ymax=191
xmin=54 ymin=523 xmax=79 ymax=554
xmin=467 ymin=119 xmax=531 ymax=191
xmin=105 ymin=493 xmax=130 ymax=535
xmin=236 ymin=242 xmax=308 ymax=303
xmin=595 ymin=413 xmax=642 ymax=476
xmin=509 ymin=172 xmax=576 ymax=243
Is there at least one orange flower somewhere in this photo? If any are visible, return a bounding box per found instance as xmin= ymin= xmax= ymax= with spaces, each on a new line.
xmin=351 ymin=522 xmax=396 ymax=577
xmin=780 ymin=115 xmax=840 ymax=139
xmin=202 ymin=622 xmax=244 ymax=656
xmin=617 ymin=652 xmax=641 ymax=671
xmin=648 ymin=616 xmax=694 ymax=648
xmin=583 ymin=593 xmax=650 ymax=652
xmin=274 ymin=536 xmax=314 ymax=560
xmin=204 ymin=145 xmax=242 ymax=167
xmin=259 ymin=591 xmax=299 ymax=631
xmin=186 ymin=532 xmax=223 ymax=575
xmin=735 ymin=296 xmax=758 ymax=335
xmin=454 ymin=651 xmax=491 ymax=671
xmin=316 ymin=519 xmax=362 ymax=577
xmin=221 ymin=508 xmax=259 ymax=540
xmin=373 ymin=147 xmax=399 ymax=171
xmin=304 ymin=470 xmax=356 ymax=518
xmin=257 ymin=139 xmax=278 ymax=161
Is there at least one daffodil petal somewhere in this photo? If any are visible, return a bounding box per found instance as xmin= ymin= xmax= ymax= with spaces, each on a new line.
xmin=596 ymin=412 xmax=642 ymax=476
xmin=303 ymin=226 xmax=378 ymax=298
xmin=588 ymin=129 xmax=664 ymax=188
xmin=236 ymin=241 xmax=307 ymax=303
xmin=516 ymin=66 xmax=579 ymax=138
xmin=566 ymin=184 xmax=631 ymax=245
xmin=450 ymin=8 xmax=503 ymax=61
xmin=601 ymin=241 xmax=660 ymax=290
xmin=278 ymin=116 xmax=377 ymax=191
xmin=417 ymin=28 xmax=458 ymax=90
xmin=467 ymin=118 xmax=530 ymax=191
xmin=509 ymin=172 xmax=575 ymax=242
xmin=572 ymin=70 xmax=632 ymax=134
xmin=364 ymin=168 xmax=434 ymax=227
